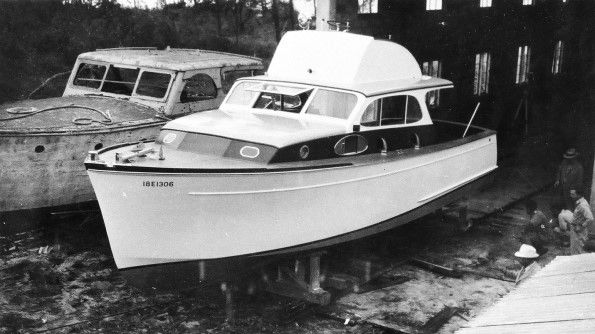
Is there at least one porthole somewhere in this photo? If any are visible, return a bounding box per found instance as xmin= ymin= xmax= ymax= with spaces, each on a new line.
xmin=299 ymin=145 xmax=310 ymax=159
xmin=240 ymin=146 xmax=260 ymax=159
xmin=334 ymin=134 xmax=368 ymax=156
xmin=94 ymin=143 xmax=103 ymax=150
xmin=34 ymin=145 xmax=45 ymax=153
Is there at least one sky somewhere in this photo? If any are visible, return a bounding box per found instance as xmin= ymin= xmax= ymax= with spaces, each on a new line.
xmin=118 ymin=0 xmax=316 ymax=19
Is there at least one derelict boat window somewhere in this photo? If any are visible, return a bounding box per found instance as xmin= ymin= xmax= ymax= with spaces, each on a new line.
xmin=180 ymin=73 xmax=217 ymax=102
xmin=101 ymin=65 xmax=139 ymax=96
xmin=73 ymin=63 xmax=106 ymax=89
xmin=361 ymin=95 xmax=422 ymax=127
xmin=135 ymin=71 xmax=172 ymax=99
xmin=221 ymin=69 xmax=264 ymax=94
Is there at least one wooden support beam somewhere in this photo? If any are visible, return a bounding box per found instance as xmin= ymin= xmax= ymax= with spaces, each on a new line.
xmin=410 ymin=258 xmax=463 ymax=278
xmin=315 ymin=0 xmax=336 ymax=31
xmin=591 ymin=150 xmax=595 ymax=213
xmin=220 ymin=282 xmax=234 ymax=324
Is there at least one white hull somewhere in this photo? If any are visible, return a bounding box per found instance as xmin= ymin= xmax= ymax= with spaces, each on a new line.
xmin=88 ymin=134 xmax=497 ymax=269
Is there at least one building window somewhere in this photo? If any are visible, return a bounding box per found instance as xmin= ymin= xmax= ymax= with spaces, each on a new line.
xmin=515 ymin=46 xmax=531 ymax=84
xmin=358 ymin=0 xmax=378 ymax=14
xmin=474 ymin=53 xmax=491 ymax=95
xmin=422 ymin=60 xmax=442 ymax=106
xmin=552 ymin=41 xmax=564 ymax=74
xmin=479 ymin=0 xmax=492 ymax=7
xmin=426 ymin=0 xmax=442 ymax=11
xmin=522 ymin=0 xmax=534 ymax=5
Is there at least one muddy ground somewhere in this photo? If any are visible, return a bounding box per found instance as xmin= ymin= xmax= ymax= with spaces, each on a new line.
xmin=0 ymin=189 xmax=567 ymax=334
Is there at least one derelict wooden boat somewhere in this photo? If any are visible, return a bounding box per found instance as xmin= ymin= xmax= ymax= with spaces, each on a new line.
xmin=85 ymin=31 xmax=497 ymax=270
xmin=0 ymin=48 xmax=262 ymax=232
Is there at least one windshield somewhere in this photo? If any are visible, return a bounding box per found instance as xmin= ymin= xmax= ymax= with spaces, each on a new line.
xmin=73 ymin=62 xmax=173 ymax=100
xmin=226 ymin=81 xmax=357 ymax=119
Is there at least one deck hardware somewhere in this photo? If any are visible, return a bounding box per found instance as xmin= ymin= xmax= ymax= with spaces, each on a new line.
xmin=115 ymin=152 xmax=121 ymax=162
xmin=158 ymin=145 xmax=165 ymax=160
xmin=131 ymin=141 xmax=145 ymax=152
xmin=88 ymin=150 xmax=98 ymax=161
xmin=380 ymin=138 xmax=388 ymax=155
xmin=463 ymin=102 xmax=481 ymax=138
xmin=120 ymin=148 xmax=155 ymax=163
xmin=299 ymin=145 xmax=310 ymax=159
xmin=412 ymin=133 xmax=420 ymax=150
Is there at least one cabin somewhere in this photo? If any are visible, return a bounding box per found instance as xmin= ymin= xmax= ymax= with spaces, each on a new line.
xmin=63 ymin=47 xmax=263 ymax=117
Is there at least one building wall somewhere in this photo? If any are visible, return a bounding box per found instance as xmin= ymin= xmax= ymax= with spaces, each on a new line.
xmin=335 ymin=0 xmax=594 ymax=155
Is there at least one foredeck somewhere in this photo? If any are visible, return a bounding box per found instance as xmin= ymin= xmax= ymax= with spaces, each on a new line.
xmin=457 ymin=253 xmax=595 ymax=334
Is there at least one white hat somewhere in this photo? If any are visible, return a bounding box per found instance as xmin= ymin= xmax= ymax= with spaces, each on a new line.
xmin=515 ymin=244 xmax=539 ymax=258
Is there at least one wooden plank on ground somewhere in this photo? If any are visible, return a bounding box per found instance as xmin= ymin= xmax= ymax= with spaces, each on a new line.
xmin=457 ymin=319 xmax=595 ymax=334
xmin=507 ymin=271 xmax=595 ymax=299
xmin=467 ymin=291 xmax=595 ymax=327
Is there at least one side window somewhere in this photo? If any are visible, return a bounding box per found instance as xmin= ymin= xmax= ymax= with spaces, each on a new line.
xmin=222 ymin=69 xmax=264 ymax=94
xmin=135 ymin=71 xmax=172 ymax=99
xmin=181 ymin=73 xmax=217 ymax=102
xmin=101 ymin=66 xmax=139 ymax=95
xmin=360 ymin=95 xmax=422 ymax=126
xmin=73 ymin=63 xmax=106 ymax=89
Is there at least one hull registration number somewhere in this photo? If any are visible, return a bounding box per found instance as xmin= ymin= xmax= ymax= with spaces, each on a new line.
xmin=143 ymin=181 xmax=174 ymax=187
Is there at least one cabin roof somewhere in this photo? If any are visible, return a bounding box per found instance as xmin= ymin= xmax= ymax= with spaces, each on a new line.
xmin=264 ymin=31 xmax=452 ymax=95
xmin=248 ymin=76 xmax=453 ymax=97
xmin=78 ymin=48 xmax=262 ymax=72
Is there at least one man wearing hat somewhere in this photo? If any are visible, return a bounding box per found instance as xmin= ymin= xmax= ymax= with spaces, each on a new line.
xmin=514 ymin=244 xmax=542 ymax=285
xmin=569 ymin=188 xmax=595 ymax=254
xmin=555 ymin=148 xmax=584 ymax=210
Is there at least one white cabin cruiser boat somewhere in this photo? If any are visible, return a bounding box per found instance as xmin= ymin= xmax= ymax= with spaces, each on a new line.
xmin=85 ymin=31 xmax=497 ymax=271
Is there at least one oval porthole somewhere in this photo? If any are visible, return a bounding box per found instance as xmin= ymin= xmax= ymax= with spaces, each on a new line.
xmin=163 ymin=133 xmax=177 ymax=144
xmin=34 ymin=145 xmax=45 ymax=153
xmin=299 ymin=145 xmax=310 ymax=159
xmin=240 ymin=146 xmax=260 ymax=159
xmin=94 ymin=143 xmax=103 ymax=150
xmin=334 ymin=134 xmax=368 ymax=156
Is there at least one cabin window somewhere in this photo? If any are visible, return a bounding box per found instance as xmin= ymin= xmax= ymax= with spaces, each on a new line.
xmin=361 ymin=95 xmax=422 ymax=127
xmin=552 ymin=41 xmax=564 ymax=75
xmin=474 ymin=52 xmax=491 ymax=95
xmin=358 ymin=0 xmax=378 ymax=14
xmin=226 ymin=81 xmax=259 ymax=105
xmin=334 ymin=134 xmax=368 ymax=156
xmin=515 ymin=45 xmax=531 ymax=84
xmin=101 ymin=66 xmax=139 ymax=96
xmin=181 ymin=73 xmax=217 ymax=102
xmin=254 ymin=90 xmax=310 ymax=113
xmin=305 ymin=89 xmax=357 ymax=119
xmin=73 ymin=63 xmax=106 ymax=89
xmin=222 ymin=69 xmax=264 ymax=94
xmin=426 ymin=0 xmax=442 ymax=11
xmin=135 ymin=72 xmax=172 ymax=99
xmin=522 ymin=0 xmax=534 ymax=5
xmin=479 ymin=0 xmax=492 ymax=7
xmin=422 ymin=60 xmax=442 ymax=107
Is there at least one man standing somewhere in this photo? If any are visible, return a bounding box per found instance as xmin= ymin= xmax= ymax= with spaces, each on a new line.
xmin=555 ymin=148 xmax=584 ymax=210
xmin=569 ymin=189 xmax=595 ymax=254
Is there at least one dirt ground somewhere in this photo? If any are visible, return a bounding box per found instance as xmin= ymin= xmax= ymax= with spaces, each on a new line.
xmin=0 ymin=189 xmax=568 ymax=334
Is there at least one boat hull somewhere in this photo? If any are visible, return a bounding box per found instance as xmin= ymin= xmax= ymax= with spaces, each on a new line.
xmin=0 ymin=126 xmax=162 ymax=232
xmin=87 ymin=133 xmax=497 ymax=269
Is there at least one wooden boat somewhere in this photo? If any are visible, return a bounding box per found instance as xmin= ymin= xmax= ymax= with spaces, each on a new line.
xmin=85 ymin=31 xmax=497 ymax=271
xmin=0 ymin=48 xmax=262 ymax=232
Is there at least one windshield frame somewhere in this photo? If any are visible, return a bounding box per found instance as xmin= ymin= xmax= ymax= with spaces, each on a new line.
xmin=222 ymin=79 xmax=362 ymax=121
xmin=70 ymin=60 xmax=175 ymax=102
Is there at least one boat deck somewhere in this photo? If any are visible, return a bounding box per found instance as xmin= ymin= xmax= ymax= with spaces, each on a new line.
xmin=457 ymin=253 xmax=595 ymax=334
